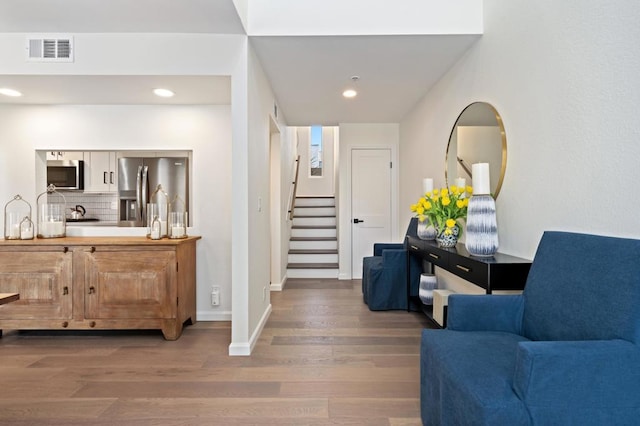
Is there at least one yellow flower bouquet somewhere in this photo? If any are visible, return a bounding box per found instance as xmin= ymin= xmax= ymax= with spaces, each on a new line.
xmin=410 ymin=185 xmax=472 ymax=242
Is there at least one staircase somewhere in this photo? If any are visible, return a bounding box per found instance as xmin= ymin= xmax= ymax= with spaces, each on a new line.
xmin=287 ymin=196 xmax=339 ymax=278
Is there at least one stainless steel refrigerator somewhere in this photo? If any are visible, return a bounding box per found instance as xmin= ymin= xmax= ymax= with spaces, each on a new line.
xmin=117 ymin=157 xmax=189 ymax=227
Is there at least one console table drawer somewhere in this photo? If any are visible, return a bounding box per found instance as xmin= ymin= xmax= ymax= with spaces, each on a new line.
xmin=422 ymin=247 xmax=449 ymax=269
xmin=450 ymin=257 xmax=488 ymax=287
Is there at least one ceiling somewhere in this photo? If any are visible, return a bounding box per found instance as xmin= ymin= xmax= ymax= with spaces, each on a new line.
xmin=0 ymin=0 xmax=480 ymax=125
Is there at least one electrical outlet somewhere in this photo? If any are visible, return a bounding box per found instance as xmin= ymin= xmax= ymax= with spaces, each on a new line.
xmin=211 ymin=286 xmax=220 ymax=306
xmin=262 ymin=286 xmax=267 ymax=301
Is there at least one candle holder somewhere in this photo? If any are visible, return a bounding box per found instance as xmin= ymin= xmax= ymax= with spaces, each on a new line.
xmin=168 ymin=195 xmax=188 ymax=239
xmin=4 ymin=194 xmax=32 ymax=240
xmin=147 ymin=184 xmax=169 ymax=239
xmin=37 ymin=184 xmax=66 ymax=239
xmin=20 ymin=216 xmax=34 ymax=240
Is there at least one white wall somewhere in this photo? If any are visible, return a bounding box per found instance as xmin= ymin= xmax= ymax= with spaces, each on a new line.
xmin=247 ymin=0 xmax=483 ymax=35
xmin=338 ymin=123 xmax=400 ymax=279
xmin=400 ymin=0 xmax=640 ymax=265
xmin=230 ymin=42 xmax=290 ymax=355
xmin=0 ymin=104 xmax=233 ymax=319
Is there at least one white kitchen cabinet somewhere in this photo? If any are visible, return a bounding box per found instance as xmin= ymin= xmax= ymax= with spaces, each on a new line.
xmin=85 ymin=152 xmax=118 ymax=192
xmin=46 ymin=151 xmax=84 ymax=161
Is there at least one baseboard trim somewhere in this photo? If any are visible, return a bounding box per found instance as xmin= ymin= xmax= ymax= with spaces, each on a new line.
xmin=338 ymin=272 xmax=352 ymax=280
xmin=270 ymin=276 xmax=286 ymax=291
xmin=197 ymin=310 xmax=232 ymax=321
xmin=228 ymin=303 xmax=272 ymax=356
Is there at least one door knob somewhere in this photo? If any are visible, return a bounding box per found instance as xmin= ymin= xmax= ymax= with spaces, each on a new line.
xmin=353 ymin=218 xmax=364 ymax=224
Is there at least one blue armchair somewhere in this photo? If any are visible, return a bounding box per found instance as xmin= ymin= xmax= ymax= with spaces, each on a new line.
xmin=421 ymin=231 xmax=640 ymax=425
xmin=362 ymin=217 xmax=422 ymax=310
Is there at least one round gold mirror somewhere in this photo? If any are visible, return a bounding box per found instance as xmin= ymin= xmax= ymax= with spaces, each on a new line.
xmin=445 ymin=102 xmax=507 ymax=198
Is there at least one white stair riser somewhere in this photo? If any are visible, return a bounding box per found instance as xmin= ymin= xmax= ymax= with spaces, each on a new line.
xmin=293 ymin=217 xmax=336 ymax=227
xmin=288 ymin=253 xmax=339 ymax=263
xmin=287 ymin=268 xmax=339 ymax=279
xmin=295 ymin=198 xmax=335 ymax=207
xmin=292 ymin=228 xmax=336 ymax=238
xmin=294 ymin=207 xmax=336 ymax=217
xmin=289 ymin=240 xmax=337 ymax=250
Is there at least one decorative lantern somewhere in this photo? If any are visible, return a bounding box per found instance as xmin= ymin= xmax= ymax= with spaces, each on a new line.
xmin=147 ymin=184 xmax=169 ymax=238
xmin=37 ymin=184 xmax=66 ymax=238
xmin=4 ymin=194 xmax=32 ymax=240
xmin=168 ymin=195 xmax=188 ymax=239
xmin=19 ymin=216 xmax=34 ymax=240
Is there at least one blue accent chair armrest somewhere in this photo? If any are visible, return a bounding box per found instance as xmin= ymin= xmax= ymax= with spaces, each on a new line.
xmin=447 ymin=294 xmax=524 ymax=334
xmin=513 ymin=339 xmax=640 ymax=424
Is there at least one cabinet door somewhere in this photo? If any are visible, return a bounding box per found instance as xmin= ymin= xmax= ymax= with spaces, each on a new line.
xmin=0 ymin=250 xmax=72 ymax=319
xmin=86 ymin=152 xmax=117 ymax=192
xmin=82 ymin=248 xmax=176 ymax=319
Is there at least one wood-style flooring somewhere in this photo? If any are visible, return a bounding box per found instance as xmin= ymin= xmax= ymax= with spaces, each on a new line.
xmin=0 ymin=278 xmax=436 ymax=425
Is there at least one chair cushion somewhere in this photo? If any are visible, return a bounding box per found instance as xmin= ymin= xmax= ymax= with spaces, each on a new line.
xmin=522 ymin=231 xmax=640 ymax=343
xmin=421 ymin=329 xmax=531 ymax=425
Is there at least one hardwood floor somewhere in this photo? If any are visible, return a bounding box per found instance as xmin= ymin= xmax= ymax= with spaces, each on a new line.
xmin=0 ymin=278 xmax=435 ymax=425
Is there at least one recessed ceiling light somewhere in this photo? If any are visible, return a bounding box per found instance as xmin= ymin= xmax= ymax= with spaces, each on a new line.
xmin=342 ymin=89 xmax=357 ymax=98
xmin=153 ymin=88 xmax=174 ymax=98
xmin=0 ymin=88 xmax=23 ymax=97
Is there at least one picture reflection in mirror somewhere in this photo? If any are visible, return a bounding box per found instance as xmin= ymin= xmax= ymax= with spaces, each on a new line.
xmin=446 ymin=102 xmax=506 ymax=198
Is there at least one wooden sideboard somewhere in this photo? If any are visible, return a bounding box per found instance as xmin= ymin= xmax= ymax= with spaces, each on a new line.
xmin=406 ymin=235 xmax=531 ymax=325
xmin=0 ymin=236 xmax=200 ymax=340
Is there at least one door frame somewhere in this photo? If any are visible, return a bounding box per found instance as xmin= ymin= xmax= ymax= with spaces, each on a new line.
xmin=338 ymin=145 xmax=399 ymax=280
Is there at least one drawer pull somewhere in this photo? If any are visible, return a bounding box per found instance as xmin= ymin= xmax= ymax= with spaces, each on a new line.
xmin=456 ymin=264 xmax=471 ymax=273
xmin=63 ymin=286 xmax=69 ymax=295
xmin=89 ymin=321 xmax=96 ymax=328
xmin=410 ymin=245 xmax=419 ymax=250
xmin=429 ymin=253 xmax=440 ymax=260
xmin=89 ymin=286 xmax=95 ymax=294
xmin=61 ymin=321 xmax=69 ymax=328
xmin=90 ymin=246 xmax=96 ymax=253
xmin=63 ymin=247 xmax=69 ymax=253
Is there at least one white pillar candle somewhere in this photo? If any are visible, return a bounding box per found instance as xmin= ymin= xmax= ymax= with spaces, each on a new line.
xmin=8 ymin=223 xmax=20 ymax=239
xmin=422 ymin=178 xmax=434 ymax=195
xmin=20 ymin=226 xmax=33 ymax=240
xmin=171 ymin=226 xmax=185 ymax=238
xmin=455 ymin=177 xmax=466 ymax=189
xmin=472 ymin=163 xmax=491 ymax=195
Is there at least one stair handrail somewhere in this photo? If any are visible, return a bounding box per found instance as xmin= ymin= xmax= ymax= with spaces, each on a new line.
xmin=287 ymin=155 xmax=301 ymax=221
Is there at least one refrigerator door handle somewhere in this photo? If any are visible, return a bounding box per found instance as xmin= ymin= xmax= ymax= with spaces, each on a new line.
xmin=141 ymin=166 xmax=149 ymax=225
xmin=136 ymin=165 xmax=143 ymax=223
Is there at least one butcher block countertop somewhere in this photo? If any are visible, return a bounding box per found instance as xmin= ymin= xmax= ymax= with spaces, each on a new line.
xmin=0 ymin=236 xmax=201 ymax=246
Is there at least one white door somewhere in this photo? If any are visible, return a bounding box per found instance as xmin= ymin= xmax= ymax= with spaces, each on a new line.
xmin=351 ymin=149 xmax=392 ymax=279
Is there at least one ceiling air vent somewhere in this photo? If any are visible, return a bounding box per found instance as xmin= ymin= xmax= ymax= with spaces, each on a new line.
xmin=26 ymin=35 xmax=74 ymax=62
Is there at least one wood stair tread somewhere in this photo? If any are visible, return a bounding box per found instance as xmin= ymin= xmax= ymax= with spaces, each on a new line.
xmin=287 ymin=263 xmax=339 ymax=269
xmin=288 ymin=249 xmax=338 ymax=254
xmin=290 ymin=237 xmax=337 ymax=241
xmin=292 ymin=225 xmax=336 ymax=229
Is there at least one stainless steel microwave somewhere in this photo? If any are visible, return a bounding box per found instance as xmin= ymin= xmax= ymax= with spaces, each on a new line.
xmin=46 ymin=160 xmax=85 ymax=190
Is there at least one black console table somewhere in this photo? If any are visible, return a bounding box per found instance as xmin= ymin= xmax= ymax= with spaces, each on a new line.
xmin=406 ymin=235 xmax=532 ymax=326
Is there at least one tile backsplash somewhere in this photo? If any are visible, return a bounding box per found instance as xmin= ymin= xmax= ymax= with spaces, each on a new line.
xmin=61 ymin=192 xmax=118 ymax=222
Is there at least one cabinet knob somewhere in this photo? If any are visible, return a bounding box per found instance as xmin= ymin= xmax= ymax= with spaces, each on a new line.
xmin=63 ymin=286 xmax=69 ymax=295
xmin=90 ymin=246 xmax=96 ymax=253
xmin=89 ymin=321 xmax=96 ymax=328
xmin=88 ymin=286 xmax=95 ymax=294
xmin=61 ymin=321 xmax=68 ymax=328
xmin=63 ymin=247 xmax=69 ymax=253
